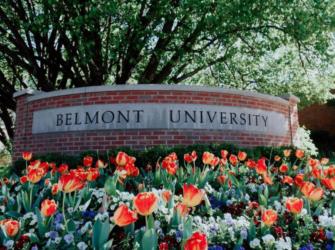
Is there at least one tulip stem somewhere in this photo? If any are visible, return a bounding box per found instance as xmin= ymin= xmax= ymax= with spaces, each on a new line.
xmin=62 ymin=192 xmax=68 ymax=231
xmin=29 ymin=183 xmax=33 ymax=210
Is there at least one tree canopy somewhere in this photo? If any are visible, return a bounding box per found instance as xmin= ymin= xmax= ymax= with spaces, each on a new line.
xmin=0 ymin=0 xmax=334 ymax=147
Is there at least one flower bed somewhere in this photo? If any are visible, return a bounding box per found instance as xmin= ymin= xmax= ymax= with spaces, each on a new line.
xmin=1 ymin=149 xmax=335 ymax=249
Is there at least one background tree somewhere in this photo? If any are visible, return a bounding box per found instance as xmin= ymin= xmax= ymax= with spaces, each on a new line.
xmin=0 ymin=0 xmax=334 ymax=148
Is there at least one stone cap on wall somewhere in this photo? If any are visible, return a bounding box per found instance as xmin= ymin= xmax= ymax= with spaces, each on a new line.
xmin=13 ymin=84 xmax=300 ymax=105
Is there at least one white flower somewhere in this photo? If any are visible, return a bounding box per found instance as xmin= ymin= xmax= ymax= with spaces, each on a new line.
xmin=4 ymin=240 xmax=14 ymax=249
xmin=275 ymin=237 xmax=292 ymax=250
xmin=250 ymin=238 xmax=261 ymax=248
xmin=77 ymin=242 xmax=88 ymax=250
xmin=300 ymin=208 xmax=308 ymax=216
xmin=54 ymin=237 xmax=62 ymax=244
xmin=318 ymin=214 xmax=335 ymax=228
xmin=193 ymin=216 xmax=202 ymax=225
xmin=262 ymin=234 xmax=275 ymax=246
xmin=274 ymin=200 xmax=282 ymax=212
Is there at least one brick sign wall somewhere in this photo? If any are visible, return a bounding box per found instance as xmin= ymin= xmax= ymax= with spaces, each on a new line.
xmin=13 ymin=85 xmax=299 ymax=160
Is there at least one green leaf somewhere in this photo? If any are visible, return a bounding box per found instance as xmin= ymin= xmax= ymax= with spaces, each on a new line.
xmin=92 ymin=219 xmax=111 ymax=250
xmin=141 ymin=228 xmax=157 ymax=250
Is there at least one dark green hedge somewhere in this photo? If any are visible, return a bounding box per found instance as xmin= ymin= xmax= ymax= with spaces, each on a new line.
xmin=13 ymin=143 xmax=295 ymax=175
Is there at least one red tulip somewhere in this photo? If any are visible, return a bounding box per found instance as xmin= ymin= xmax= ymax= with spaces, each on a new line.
xmin=133 ymin=192 xmax=158 ymax=216
xmin=159 ymin=242 xmax=169 ymax=250
xmin=51 ymin=183 xmax=59 ymax=195
xmin=286 ymin=197 xmax=303 ymax=214
xmin=0 ymin=219 xmax=19 ymax=237
xmin=256 ymin=158 xmax=267 ymax=175
xmin=20 ymin=176 xmax=28 ymax=184
xmin=116 ymin=152 xmax=130 ymax=166
xmin=83 ymin=156 xmax=93 ymax=167
xmin=86 ymin=167 xmax=100 ymax=181
xmin=27 ymin=168 xmax=46 ymax=183
xmin=184 ymin=232 xmax=208 ymax=250
xmin=58 ymin=173 xmax=85 ymax=193
xmin=41 ymin=199 xmax=57 ymax=217
xmin=22 ymin=152 xmax=32 ymax=161
xmin=229 ymin=154 xmax=238 ymax=166
xmin=279 ymin=164 xmax=288 ymax=173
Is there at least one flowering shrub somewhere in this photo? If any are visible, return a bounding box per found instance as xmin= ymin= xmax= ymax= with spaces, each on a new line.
xmin=0 ymin=149 xmax=334 ymax=249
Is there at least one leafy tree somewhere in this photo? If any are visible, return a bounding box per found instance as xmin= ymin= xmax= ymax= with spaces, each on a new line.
xmin=0 ymin=0 xmax=334 ymax=148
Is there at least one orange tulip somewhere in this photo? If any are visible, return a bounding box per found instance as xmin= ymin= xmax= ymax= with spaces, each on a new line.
xmin=210 ymin=157 xmax=220 ymax=167
xmin=308 ymin=187 xmax=324 ymax=201
xmin=133 ymin=192 xmax=158 ymax=216
xmin=202 ymin=152 xmax=214 ymax=165
xmin=0 ymin=219 xmax=19 ymax=237
xmin=261 ymin=209 xmax=277 ymax=227
xmin=113 ymin=204 xmax=138 ymax=227
xmin=41 ymin=199 xmax=57 ymax=217
xmin=321 ymin=158 xmax=329 ymax=165
xmin=263 ymin=174 xmax=273 ymax=185
xmin=286 ymin=197 xmax=303 ymax=214
xmin=183 ymin=184 xmax=205 ymax=207
xmin=27 ymin=168 xmax=46 ymax=183
xmin=274 ymin=155 xmax=281 ymax=162
xmin=86 ymin=167 xmax=100 ymax=181
xmin=238 ymin=151 xmax=247 ymax=161
xmin=22 ymin=151 xmax=32 ymax=161
xmin=311 ymin=168 xmax=322 ymax=179
xmin=175 ymin=203 xmax=190 ymax=217
xmin=116 ymin=152 xmax=129 ymax=166
xmin=162 ymin=190 xmax=172 ymax=203
xmin=322 ymin=177 xmax=335 ymax=190
xmin=95 ymin=159 xmax=107 ymax=168
xmin=308 ymin=158 xmax=319 ymax=169
xmin=217 ymin=175 xmax=226 ymax=185
xmin=283 ymin=149 xmax=291 ymax=157
xmin=301 ymin=182 xmax=324 ymax=201
xmin=295 ymin=149 xmax=305 ymax=159
xmin=184 ymin=232 xmax=208 ymax=250
xmin=282 ymin=176 xmax=293 ymax=185
xmin=58 ymin=173 xmax=85 ymax=193
xmin=294 ymin=173 xmax=305 ymax=188
xmin=165 ymin=161 xmax=178 ymax=175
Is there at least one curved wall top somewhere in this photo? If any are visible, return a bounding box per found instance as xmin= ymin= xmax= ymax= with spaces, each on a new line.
xmin=13 ymin=84 xmax=299 ymax=160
